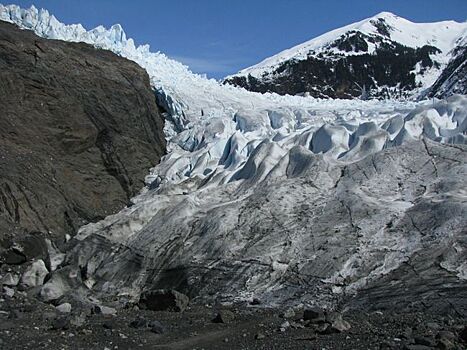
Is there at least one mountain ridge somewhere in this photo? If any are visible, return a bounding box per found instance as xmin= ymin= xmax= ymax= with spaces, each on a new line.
xmin=225 ymin=12 xmax=467 ymax=99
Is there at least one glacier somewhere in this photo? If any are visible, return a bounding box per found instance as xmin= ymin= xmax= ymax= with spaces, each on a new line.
xmin=1 ymin=4 xmax=466 ymax=312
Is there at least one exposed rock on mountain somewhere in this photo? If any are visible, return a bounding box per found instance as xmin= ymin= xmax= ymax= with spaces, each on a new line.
xmin=426 ymin=42 xmax=467 ymax=98
xmin=0 ymin=21 xmax=165 ymax=248
xmin=225 ymin=12 xmax=467 ymax=99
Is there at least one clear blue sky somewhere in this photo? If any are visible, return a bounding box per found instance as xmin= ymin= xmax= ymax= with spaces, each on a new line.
xmin=9 ymin=0 xmax=467 ymax=79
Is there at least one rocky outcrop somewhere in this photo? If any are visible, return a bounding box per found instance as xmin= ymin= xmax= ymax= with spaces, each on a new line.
xmin=0 ymin=21 xmax=165 ymax=248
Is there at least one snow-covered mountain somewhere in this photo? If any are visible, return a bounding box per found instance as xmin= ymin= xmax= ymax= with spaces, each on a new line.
xmin=1 ymin=4 xmax=466 ymax=312
xmin=225 ymin=12 xmax=467 ymax=99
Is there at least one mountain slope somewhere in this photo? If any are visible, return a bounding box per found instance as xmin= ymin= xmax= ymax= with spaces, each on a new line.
xmin=0 ymin=20 xmax=165 ymax=248
xmin=225 ymin=12 xmax=467 ymax=99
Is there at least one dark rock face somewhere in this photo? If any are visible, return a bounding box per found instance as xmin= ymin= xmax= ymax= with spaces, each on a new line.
xmin=370 ymin=18 xmax=394 ymax=38
xmin=0 ymin=21 xmax=165 ymax=245
xmin=427 ymin=44 xmax=467 ymax=98
xmin=225 ymin=29 xmax=441 ymax=99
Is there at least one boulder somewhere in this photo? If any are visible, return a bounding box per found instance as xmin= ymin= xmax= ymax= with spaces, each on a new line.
xmin=3 ymin=286 xmax=14 ymax=298
xmin=1 ymin=273 xmax=19 ymax=286
xmin=436 ymin=338 xmax=456 ymax=350
xmin=250 ymin=298 xmax=261 ymax=305
xmin=129 ymin=317 xmax=148 ymax=329
xmin=315 ymin=323 xmax=330 ymax=334
xmin=69 ymin=313 xmax=86 ymax=328
xmin=212 ymin=310 xmax=235 ymax=324
xmin=255 ymin=332 xmax=266 ymax=340
xmin=414 ymin=336 xmax=435 ymax=347
xmin=279 ymin=321 xmax=290 ymax=332
xmin=56 ymin=303 xmax=72 ymax=313
xmin=2 ymin=235 xmax=48 ymax=265
xmin=3 ymin=249 xmax=26 ymax=265
xmin=436 ymin=331 xmax=456 ymax=342
xmin=20 ymin=260 xmax=48 ymax=288
xmin=303 ymin=307 xmax=326 ymax=323
xmin=92 ymin=305 xmax=117 ymax=316
xmin=280 ymin=308 xmax=296 ymax=319
xmin=325 ymin=312 xmax=351 ymax=333
xmin=103 ymin=320 xmax=115 ymax=330
xmin=129 ymin=317 xmax=165 ymax=333
xmin=149 ymin=320 xmax=165 ymax=334
xmin=40 ymin=274 xmax=69 ymax=302
xmin=51 ymin=316 xmax=70 ymax=330
xmin=139 ymin=289 xmax=189 ymax=312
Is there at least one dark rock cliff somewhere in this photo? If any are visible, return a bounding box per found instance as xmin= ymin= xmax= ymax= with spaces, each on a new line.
xmin=0 ymin=21 xmax=166 ymax=248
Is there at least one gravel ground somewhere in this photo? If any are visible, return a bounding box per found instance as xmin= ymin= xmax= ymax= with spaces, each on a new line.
xmin=0 ymin=290 xmax=466 ymax=350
